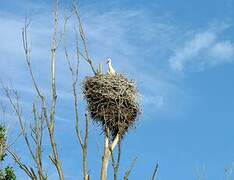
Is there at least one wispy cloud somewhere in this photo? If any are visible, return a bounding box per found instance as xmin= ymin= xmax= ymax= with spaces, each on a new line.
xmin=80 ymin=8 xmax=181 ymax=113
xmin=208 ymin=41 xmax=234 ymax=64
xmin=2 ymin=1 xmax=233 ymax=122
xmin=2 ymin=1 xmax=234 ymax=179
xmin=169 ymin=25 xmax=234 ymax=72
xmin=0 ymin=2 xmax=196 ymax=117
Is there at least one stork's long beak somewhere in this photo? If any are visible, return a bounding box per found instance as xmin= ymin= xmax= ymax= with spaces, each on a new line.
xmin=106 ymin=58 xmax=111 ymax=64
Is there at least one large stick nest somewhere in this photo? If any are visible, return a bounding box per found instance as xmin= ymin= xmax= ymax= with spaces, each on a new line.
xmin=83 ymin=74 xmax=141 ymax=139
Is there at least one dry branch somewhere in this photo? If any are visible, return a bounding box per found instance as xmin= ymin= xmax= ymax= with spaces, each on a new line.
xmin=7 ymin=150 xmax=37 ymax=180
xmin=62 ymin=12 xmax=90 ymax=179
xmin=1 ymin=84 xmax=47 ymax=180
xmin=21 ymin=1 xmax=64 ymax=179
xmin=151 ymin=163 xmax=159 ymax=180
xmin=124 ymin=157 xmax=137 ymax=180
xmin=47 ymin=1 xmax=64 ymax=179
xmin=72 ymin=1 xmax=97 ymax=75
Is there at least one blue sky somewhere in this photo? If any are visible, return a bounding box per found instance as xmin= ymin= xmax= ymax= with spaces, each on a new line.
xmin=0 ymin=0 xmax=234 ymax=179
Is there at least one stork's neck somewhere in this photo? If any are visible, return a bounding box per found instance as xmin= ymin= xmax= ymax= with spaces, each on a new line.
xmin=108 ymin=60 xmax=112 ymax=68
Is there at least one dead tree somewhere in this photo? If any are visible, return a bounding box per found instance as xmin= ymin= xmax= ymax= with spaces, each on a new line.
xmin=0 ymin=1 xmax=147 ymax=180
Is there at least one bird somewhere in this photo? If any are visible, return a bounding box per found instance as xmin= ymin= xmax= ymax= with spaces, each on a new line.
xmin=106 ymin=58 xmax=116 ymax=76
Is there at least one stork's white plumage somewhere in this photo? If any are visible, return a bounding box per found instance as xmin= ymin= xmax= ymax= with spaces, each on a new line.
xmin=106 ymin=58 xmax=116 ymax=76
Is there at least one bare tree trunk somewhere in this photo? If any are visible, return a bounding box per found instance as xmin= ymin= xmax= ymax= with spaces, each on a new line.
xmin=101 ymin=136 xmax=111 ymax=180
xmin=101 ymin=133 xmax=119 ymax=180
xmin=109 ymin=140 xmax=121 ymax=180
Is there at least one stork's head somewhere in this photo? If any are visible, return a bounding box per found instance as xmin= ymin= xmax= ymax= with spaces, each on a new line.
xmin=106 ymin=58 xmax=112 ymax=64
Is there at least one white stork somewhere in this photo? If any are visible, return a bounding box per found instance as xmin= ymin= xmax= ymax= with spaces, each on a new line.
xmin=106 ymin=58 xmax=116 ymax=76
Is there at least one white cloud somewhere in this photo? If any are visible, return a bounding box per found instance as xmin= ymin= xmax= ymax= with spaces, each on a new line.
xmin=142 ymin=94 xmax=165 ymax=109
xmin=169 ymin=27 xmax=234 ymax=72
xmin=208 ymin=41 xmax=234 ymax=64
xmin=0 ymin=4 xmax=193 ymax=118
xmin=75 ymin=8 xmax=181 ymax=113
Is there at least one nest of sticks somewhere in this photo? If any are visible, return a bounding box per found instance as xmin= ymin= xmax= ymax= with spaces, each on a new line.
xmin=83 ymin=74 xmax=140 ymax=139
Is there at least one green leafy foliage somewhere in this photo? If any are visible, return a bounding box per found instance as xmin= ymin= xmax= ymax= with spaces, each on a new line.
xmin=4 ymin=166 xmax=16 ymax=180
xmin=0 ymin=124 xmax=6 ymax=161
xmin=0 ymin=124 xmax=16 ymax=180
xmin=0 ymin=166 xmax=16 ymax=180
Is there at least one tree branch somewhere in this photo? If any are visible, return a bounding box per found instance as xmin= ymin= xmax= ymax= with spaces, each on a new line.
xmin=47 ymin=1 xmax=64 ymax=179
xmin=7 ymin=149 xmax=38 ymax=180
xmin=72 ymin=1 xmax=97 ymax=75
xmin=124 ymin=157 xmax=137 ymax=180
xmin=101 ymin=130 xmax=120 ymax=180
xmin=151 ymin=163 xmax=159 ymax=180
xmin=62 ymin=13 xmax=90 ymax=180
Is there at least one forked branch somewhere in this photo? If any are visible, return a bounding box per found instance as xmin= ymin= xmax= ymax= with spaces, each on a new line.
xmin=72 ymin=0 xmax=97 ymax=75
xmin=21 ymin=1 xmax=64 ymax=179
xmin=62 ymin=13 xmax=90 ymax=180
xmin=101 ymin=130 xmax=120 ymax=180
